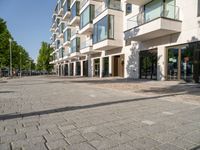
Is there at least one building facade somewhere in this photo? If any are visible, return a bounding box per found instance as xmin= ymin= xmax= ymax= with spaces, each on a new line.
xmin=50 ymin=0 xmax=200 ymax=83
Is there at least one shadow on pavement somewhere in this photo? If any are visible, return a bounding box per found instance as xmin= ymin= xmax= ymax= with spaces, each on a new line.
xmin=0 ymin=91 xmax=14 ymax=94
xmin=0 ymin=93 xmax=183 ymax=121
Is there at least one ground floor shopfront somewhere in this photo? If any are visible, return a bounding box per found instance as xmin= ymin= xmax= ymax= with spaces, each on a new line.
xmin=54 ymin=42 xmax=200 ymax=83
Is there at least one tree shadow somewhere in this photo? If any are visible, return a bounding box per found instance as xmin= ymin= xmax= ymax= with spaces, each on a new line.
xmin=0 ymin=93 xmax=183 ymax=121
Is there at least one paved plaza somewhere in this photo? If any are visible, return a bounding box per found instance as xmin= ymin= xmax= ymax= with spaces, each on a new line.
xmin=0 ymin=76 xmax=200 ymax=150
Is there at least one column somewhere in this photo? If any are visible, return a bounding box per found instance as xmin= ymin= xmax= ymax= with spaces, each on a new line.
xmin=73 ymin=62 xmax=76 ymax=76
xmin=109 ymin=56 xmax=112 ymax=77
xmin=100 ymin=57 xmax=103 ymax=78
xmin=80 ymin=61 xmax=84 ymax=77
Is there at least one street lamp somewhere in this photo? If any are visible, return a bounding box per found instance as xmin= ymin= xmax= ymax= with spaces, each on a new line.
xmin=9 ymin=38 xmax=12 ymax=77
xmin=20 ymin=52 xmax=22 ymax=78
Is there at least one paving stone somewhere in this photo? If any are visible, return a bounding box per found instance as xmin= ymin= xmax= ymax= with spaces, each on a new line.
xmin=62 ymin=129 xmax=80 ymax=138
xmin=65 ymin=134 xmax=87 ymax=145
xmin=106 ymin=133 xmax=133 ymax=145
xmin=82 ymin=132 xmax=102 ymax=141
xmin=0 ymin=143 xmax=11 ymax=150
xmin=89 ymin=137 xmax=118 ymax=150
xmin=26 ymin=129 xmax=48 ymax=138
xmin=46 ymin=139 xmax=69 ymax=150
xmin=44 ymin=132 xmax=64 ymax=142
xmin=0 ymin=133 xmax=26 ymax=144
xmin=153 ymin=143 xmax=184 ymax=150
xmin=128 ymin=137 xmax=162 ymax=149
xmin=66 ymin=142 xmax=96 ymax=150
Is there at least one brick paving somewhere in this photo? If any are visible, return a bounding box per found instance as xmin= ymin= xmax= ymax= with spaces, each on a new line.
xmin=0 ymin=76 xmax=200 ymax=150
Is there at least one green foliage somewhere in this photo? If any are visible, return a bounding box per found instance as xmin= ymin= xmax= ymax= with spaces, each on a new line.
xmin=36 ymin=42 xmax=53 ymax=72
xmin=0 ymin=18 xmax=32 ymax=72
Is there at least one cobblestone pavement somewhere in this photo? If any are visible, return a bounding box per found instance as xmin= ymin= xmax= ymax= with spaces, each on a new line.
xmin=0 ymin=76 xmax=200 ymax=150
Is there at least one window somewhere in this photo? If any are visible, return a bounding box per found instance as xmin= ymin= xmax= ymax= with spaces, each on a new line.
xmin=64 ymin=29 xmax=71 ymax=42
xmin=126 ymin=3 xmax=132 ymax=15
xmin=80 ymin=5 xmax=95 ymax=29
xmin=93 ymin=15 xmax=114 ymax=44
xmin=70 ymin=1 xmax=80 ymax=21
xmin=70 ymin=38 xmax=80 ymax=53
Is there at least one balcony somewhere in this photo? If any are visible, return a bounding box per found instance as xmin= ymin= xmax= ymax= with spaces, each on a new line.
xmin=125 ymin=0 xmax=152 ymax=6
xmin=63 ymin=0 xmax=71 ymax=20
xmin=94 ymin=0 xmax=121 ymax=20
xmin=79 ymin=5 xmax=94 ymax=35
xmin=124 ymin=3 xmax=182 ymax=41
xmin=80 ymin=39 xmax=95 ymax=54
xmin=93 ymin=14 xmax=123 ymax=51
xmin=70 ymin=1 xmax=80 ymax=26
xmin=63 ymin=28 xmax=71 ymax=46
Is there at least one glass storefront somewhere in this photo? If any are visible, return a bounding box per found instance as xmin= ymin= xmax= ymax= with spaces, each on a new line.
xmin=83 ymin=60 xmax=88 ymax=76
xmin=139 ymin=49 xmax=157 ymax=80
xmin=103 ymin=57 xmax=109 ymax=77
xmin=167 ymin=42 xmax=200 ymax=83
xmin=94 ymin=59 xmax=100 ymax=77
xmin=76 ymin=62 xmax=81 ymax=76
xmin=64 ymin=64 xmax=68 ymax=76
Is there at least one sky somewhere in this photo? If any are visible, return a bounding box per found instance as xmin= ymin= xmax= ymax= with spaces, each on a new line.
xmin=0 ymin=0 xmax=57 ymax=62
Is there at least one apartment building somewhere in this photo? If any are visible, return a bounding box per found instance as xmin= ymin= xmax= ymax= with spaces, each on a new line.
xmin=50 ymin=0 xmax=200 ymax=83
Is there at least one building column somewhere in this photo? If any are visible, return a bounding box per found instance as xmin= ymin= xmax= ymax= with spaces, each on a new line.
xmin=157 ymin=46 xmax=166 ymax=81
xmin=100 ymin=57 xmax=103 ymax=78
xmin=73 ymin=62 xmax=76 ymax=76
xmin=80 ymin=61 xmax=83 ymax=77
xmin=109 ymin=56 xmax=112 ymax=77
xmin=88 ymin=57 xmax=93 ymax=77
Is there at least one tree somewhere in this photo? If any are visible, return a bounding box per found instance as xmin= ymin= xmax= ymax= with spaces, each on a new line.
xmin=0 ymin=18 xmax=32 ymax=76
xmin=36 ymin=42 xmax=53 ymax=73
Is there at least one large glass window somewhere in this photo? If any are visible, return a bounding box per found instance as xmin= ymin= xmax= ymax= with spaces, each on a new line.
xmin=64 ymin=29 xmax=71 ymax=42
xmin=63 ymin=0 xmax=70 ymax=14
xmin=140 ymin=50 xmax=157 ymax=80
xmin=105 ymin=0 xmax=121 ymax=10
xmin=70 ymin=37 xmax=80 ymax=53
xmin=167 ymin=42 xmax=200 ymax=83
xmin=80 ymin=5 xmax=95 ymax=29
xmin=93 ymin=15 xmax=114 ymax=44
xmin=71 ymin=1 xmax=80 ymax=21
xmin=126 ymin=3 xmax=132 ymax=15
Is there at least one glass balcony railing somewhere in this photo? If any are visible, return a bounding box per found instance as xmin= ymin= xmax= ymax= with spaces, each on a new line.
xmin=80 ymin=0 xmax=88 ymax=8
xmin=127 ymin=3 xmax=180 ymax=30
xmin=95 ymin=0 xmax=121 ymax=17
xmin=80 ymin=39 xmax=92 ymax=50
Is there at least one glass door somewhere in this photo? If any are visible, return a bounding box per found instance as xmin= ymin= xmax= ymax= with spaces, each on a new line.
xmin=167 ymin=48 xmax=179 ymax=80
xmin=180 ymin=47 xmax=193 ymax=82
xmin=94 ymin=59 xmax=100 ymax=77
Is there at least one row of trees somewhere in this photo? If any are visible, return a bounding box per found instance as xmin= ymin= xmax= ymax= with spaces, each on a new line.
xmin=0 ymin=18 xmax=35 ymax=76
xmin=0 ymin=18 xmax=54 ymax=77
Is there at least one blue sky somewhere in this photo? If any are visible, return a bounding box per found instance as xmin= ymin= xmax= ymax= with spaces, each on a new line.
xmin=0 ymin=0 xmax=57 ymax=61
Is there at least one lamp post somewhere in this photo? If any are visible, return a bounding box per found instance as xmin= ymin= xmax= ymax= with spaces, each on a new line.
xmin=9 ymin=38 xmax=12 ymax=77
xmin=30 ymin=60 xmax=32 ymax=76
xmin=20 ymin=52 xmax=22 ymax=78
